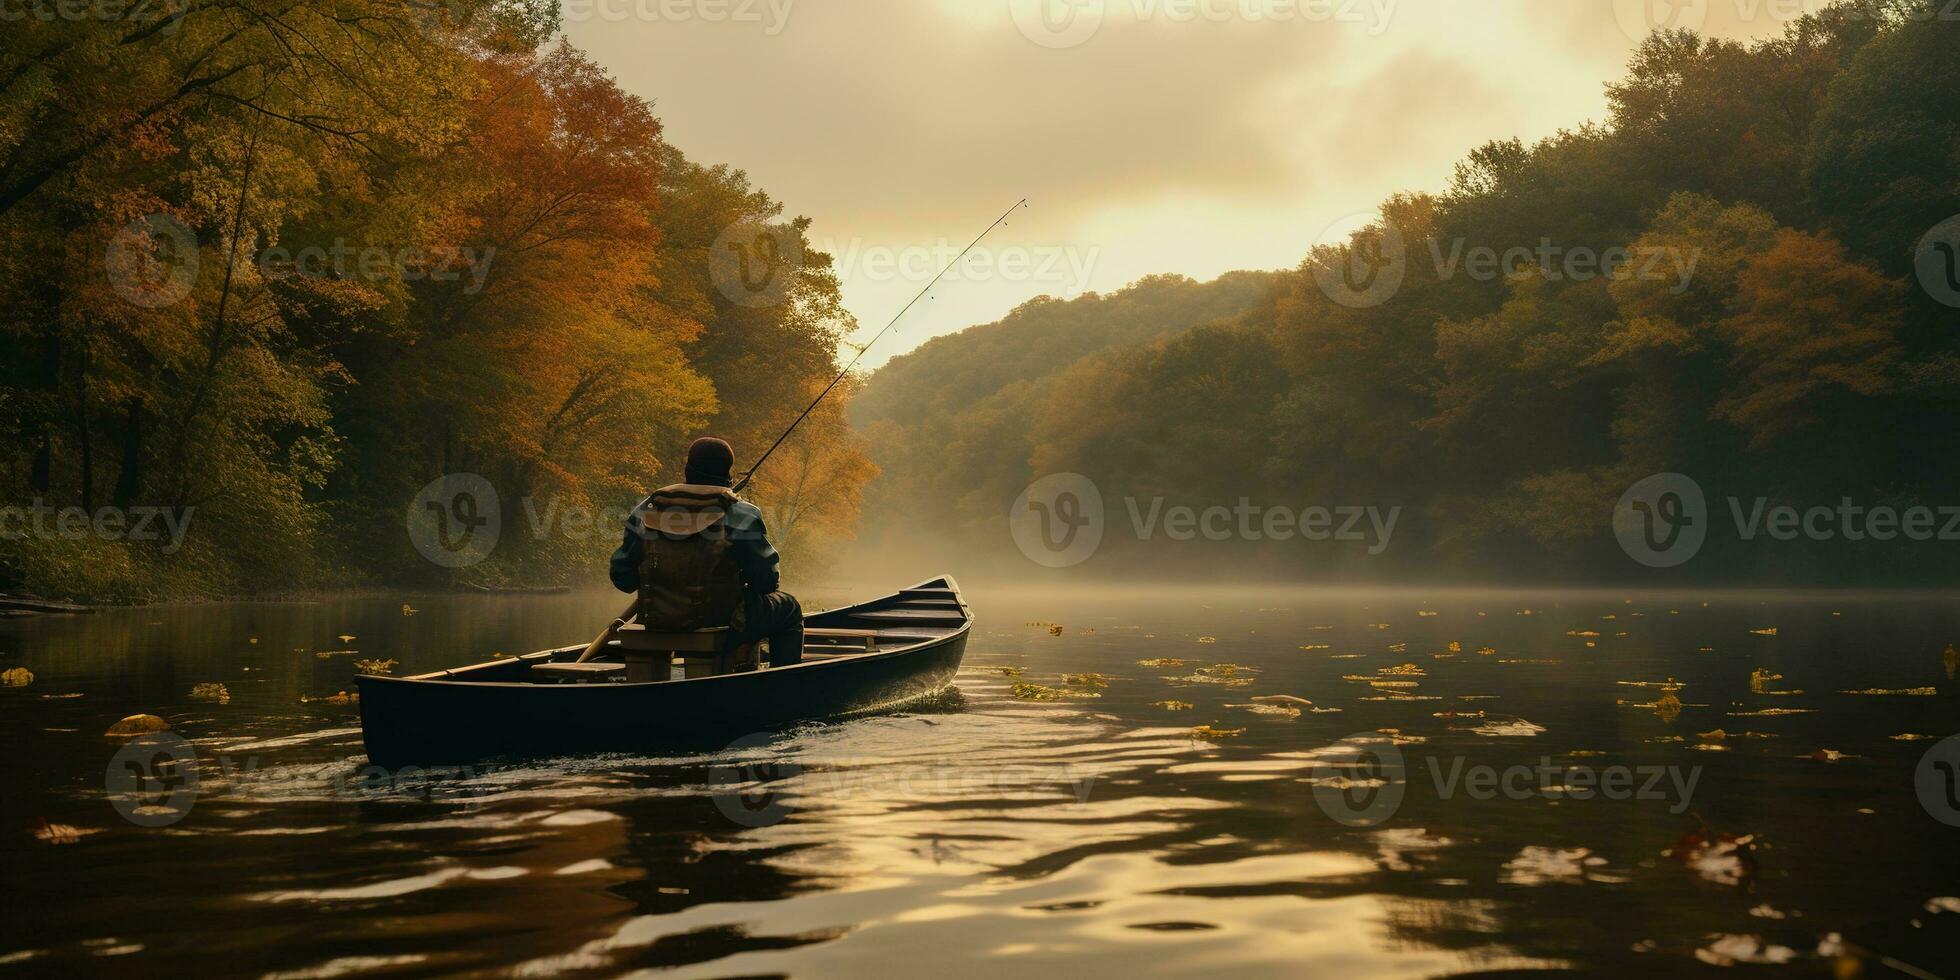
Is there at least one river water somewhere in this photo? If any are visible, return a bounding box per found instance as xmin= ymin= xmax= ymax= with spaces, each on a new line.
xmin=3 ymin=585 xmax=1958 ymax=977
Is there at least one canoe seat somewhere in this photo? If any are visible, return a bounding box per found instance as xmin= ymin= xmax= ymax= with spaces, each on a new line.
xmin=612 ymin=625 xmax=758 ymax=679
xmin=805 ymin=627 xmax=881 ymax=652
xmin=531 ymin=661 xmax=626 ymax=684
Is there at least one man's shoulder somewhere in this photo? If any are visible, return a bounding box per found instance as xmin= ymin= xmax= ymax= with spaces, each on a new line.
xmin=726 ymin=498 xmax=766 ymax=526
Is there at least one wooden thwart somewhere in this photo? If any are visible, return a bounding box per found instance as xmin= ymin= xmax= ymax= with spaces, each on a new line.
xmin=806 ymin=627 xmax=881 ymax=652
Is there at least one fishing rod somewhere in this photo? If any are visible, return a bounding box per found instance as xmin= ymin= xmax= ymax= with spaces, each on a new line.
xmin=733 ymin=197 xmax=1030 ymax=495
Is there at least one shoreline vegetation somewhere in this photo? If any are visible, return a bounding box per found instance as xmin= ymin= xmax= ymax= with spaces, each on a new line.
xmin=1 ymin=3 xmax=874 ymax=604
xmin=856 ymin=2 xmax=1960 ymax=587
xmin=6 ymin=3 xmax=1958 ymax=602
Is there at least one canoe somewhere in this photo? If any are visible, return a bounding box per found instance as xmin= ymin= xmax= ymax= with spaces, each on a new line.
xmin=356 ymin=576 xmax=971 ymax=767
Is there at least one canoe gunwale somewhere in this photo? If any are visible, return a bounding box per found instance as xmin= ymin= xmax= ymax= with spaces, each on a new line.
xmin=367 ymin=575 xmax=971 ymax=691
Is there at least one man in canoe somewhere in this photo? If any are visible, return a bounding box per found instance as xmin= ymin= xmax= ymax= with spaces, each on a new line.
xmin=609 ymin=437 xmax=803 ymax=666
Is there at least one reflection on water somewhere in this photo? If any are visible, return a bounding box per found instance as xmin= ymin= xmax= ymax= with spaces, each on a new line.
xmin=3 ymin=586 xmax=1959 ymax=976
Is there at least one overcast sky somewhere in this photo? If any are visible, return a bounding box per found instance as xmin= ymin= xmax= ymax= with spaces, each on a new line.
xmin=563 ymin=0 xmax=1829 ymax=366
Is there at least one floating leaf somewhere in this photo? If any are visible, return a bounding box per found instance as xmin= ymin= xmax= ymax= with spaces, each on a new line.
xmin=1231 ymin=702 xmax=1300 ymax=718
xmin=1838 ymin=687 xmax=1935 ymax=696
xmin=1063 ymin=672 xmax=1109 ymax=689
xmin=1196 ymin=636 xmax=1217 ymax=644
xmin=1012 ymin=682 xmax=1093 ymax=701
xmin=34 ymin=820 xmax=103 ymax=845
xmin=991 ymin=666 xmax=1025 ymax=677
xmin=401 ymin=604 xmax=418 ymax=616
xmin=190 ymin=682 xmax=230 ymax=703
xmin=338 ymin=634 xmax=356 ymax=643
xmin=1136 ymin=658 xmax=1191 ymax=668
xmin=1048 ymin=625 xmax=1064 ymax=637
xmin=104 ymin=714 xmax=169 ymax=737
xmin=353 ymin=659 xmax=398 ymax=676
xmin=1749 ymin=627 xmax=1778 ymax=636
xmin=1298 ymin=644 xmax=1329 ymax=651
xmin=1189 ymin=725 xmax=1244 ymax=741
xmin=1152 ymin=700 xmax=1194 ymax=711
xmin=1379 ymin=663 xmax=1426 ymax=676
xmin=300 ymin=691 xmax=358 ymax=706
xmin=1 ymin=667 xmax=32 ymax=687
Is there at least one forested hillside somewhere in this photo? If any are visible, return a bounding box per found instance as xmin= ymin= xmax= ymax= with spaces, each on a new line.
xmin=857 ymin=1 xmax=1960 ymax=584
xmin=853 ymin=271 xmax=1280 ymax=540
xmin=0 ymin=2 xmax=870 ymax=599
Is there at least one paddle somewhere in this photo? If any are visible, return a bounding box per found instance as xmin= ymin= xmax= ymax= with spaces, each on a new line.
xmin=575 ymin=598 xmax=638 ymax=664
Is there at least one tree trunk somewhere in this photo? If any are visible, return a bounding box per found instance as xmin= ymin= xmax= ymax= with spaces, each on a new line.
xmin=114 ymin=397 xmax=143 ymax=508
xmin=75 ymin=335 xmax=92 ymax=513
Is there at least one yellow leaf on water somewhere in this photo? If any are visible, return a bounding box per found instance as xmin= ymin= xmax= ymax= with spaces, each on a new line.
xmin=1839 ymin=687 xmax=1936 ymax=696
xmin=1012 ymin=682 xmax=1092 ymax=701
xmin=1153 ymin=700 xmax=1194 ymax=711
xmin=1196 ymin=636 xmax=1217 ymax=644
xmin=104 ymin=714 xmax=169 ymax=736
xmin=190 ymin=683 xmax=230 ymax=703
xmin=353 ymin=659 xmax=398 ymax=676
xmin=1048 ymin=625 xmax=1064 ymax=637
xmin=1063 ymin=672 xmax=1109 ymax=689
xmin=1190 ymin=725 xmax=1244 ymax=741
xmin=1135 ymin=659 xmax=1190 ymax=668
xmin=1 ymin=667 xmax=33 ymax=687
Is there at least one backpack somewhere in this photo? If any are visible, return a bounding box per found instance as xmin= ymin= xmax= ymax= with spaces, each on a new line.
xmin=633 ymin=485 xmax=746 ymax=632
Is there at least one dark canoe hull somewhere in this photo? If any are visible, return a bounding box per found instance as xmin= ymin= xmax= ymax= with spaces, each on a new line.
xmin=356 ymin=577 xmax=970 ymax=768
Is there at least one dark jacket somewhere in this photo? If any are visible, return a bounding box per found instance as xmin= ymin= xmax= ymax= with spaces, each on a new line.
xmin=609 ymin=489 xmax=780 ymax=597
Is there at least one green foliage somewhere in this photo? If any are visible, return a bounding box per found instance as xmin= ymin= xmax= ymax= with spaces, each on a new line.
xmin=856 ymin=2 xmax=1957 ymax=584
